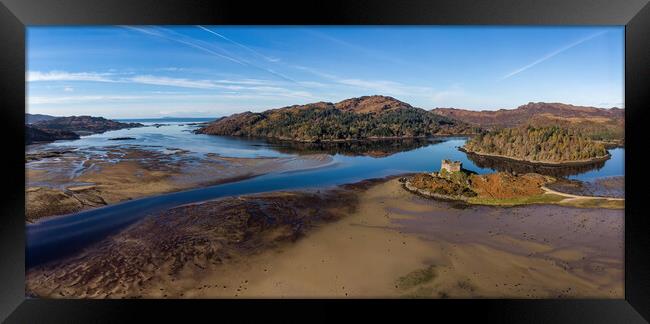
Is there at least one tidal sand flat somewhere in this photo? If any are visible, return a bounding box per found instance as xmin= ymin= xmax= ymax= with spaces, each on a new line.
xmin=25 ymin=146 xmax=332 ymax=221
xmin=26 ymin=177 xmax=622 ymax=298
xmin=547 ymin=176 xmax=624 ymax=198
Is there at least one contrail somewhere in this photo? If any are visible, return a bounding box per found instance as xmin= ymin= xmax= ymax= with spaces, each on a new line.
xmin=197 ymin=25 xmax=280 ymax=62
xmin=501 ymin=30 xmax=608 ymax=80
xmin=125 ymin=25 xmax=298 ymax=83
xmin=121 ymin=25 xmax=246 ymax=65
xmin=195 ymin=26 xmax=297 ymax=83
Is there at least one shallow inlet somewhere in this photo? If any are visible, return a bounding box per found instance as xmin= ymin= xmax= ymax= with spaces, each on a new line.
xmin=26 ymin=127 xmax=624 ymax=268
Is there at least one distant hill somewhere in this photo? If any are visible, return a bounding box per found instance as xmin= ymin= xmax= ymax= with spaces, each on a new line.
xmin=32 ymin=116 xmax=144 ymax=136
xmin=27 ymin=116 xmax=144 ymax=145
xmin=197 ymin=95 xmax=476 ymax=142
xmin=26 ymin=113 xmax=58 ymax=124
xmin=432 ymin=102 xmax=624 ymax=142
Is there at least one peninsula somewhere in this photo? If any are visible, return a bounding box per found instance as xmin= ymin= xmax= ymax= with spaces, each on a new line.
xmin=402 ymin=160 xmax=623 ymax=209
xmin=26 ymin=115 xmax=144 ymax=144
xmin=461 ymin=126 xmax=610 ymax=165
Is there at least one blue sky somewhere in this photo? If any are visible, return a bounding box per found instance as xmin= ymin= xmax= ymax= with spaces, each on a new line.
xmin=27 ymin=26 xmax=624 ymax=118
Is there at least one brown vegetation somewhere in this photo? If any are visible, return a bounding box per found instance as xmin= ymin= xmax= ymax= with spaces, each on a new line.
xmin=469 ymin=172 xmax=549 ymax=199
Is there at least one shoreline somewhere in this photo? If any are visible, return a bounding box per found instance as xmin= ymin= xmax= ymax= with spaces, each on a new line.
xmin=200 ymin=133 xmax=475 ymax=144
xmin=402 ymin=173 xmax=623 ymax=209
xmin=25 ymin=147 xmax=334 ymax=222
xmin=26 ymin=177 xmax=623 ymax=298
xmin=26 ymin=172 xmax=261 ymax=225
xmin=459 ymin=147 xmax=611 ymax=167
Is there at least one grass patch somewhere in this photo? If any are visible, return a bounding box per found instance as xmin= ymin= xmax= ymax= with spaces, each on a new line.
xmin=396 ymin=265 xmax=436 ymax=290
xmin=468 ymin=193 xmax=566 ymax=207
xmin=561 ymin=198 xmax=624 ymax=209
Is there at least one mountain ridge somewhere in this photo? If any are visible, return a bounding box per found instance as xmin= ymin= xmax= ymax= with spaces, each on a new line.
xmin=432 ymin=102 xmax=624 ymax=141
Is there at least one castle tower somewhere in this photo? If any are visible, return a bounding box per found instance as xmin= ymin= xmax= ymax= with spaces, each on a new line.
xmin=441 ymin=159 xmax=462 ymax=173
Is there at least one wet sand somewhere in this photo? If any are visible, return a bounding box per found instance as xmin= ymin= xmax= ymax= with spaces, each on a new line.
xmin=26 ymin=178 xmax=622 ymax=298
xmin=25 ymin=146 xmax=332 ymax=221
xmin=547 ymin=176 xmax=624 ymax=198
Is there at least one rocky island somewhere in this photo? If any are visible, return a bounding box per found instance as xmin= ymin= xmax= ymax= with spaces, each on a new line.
xmin=197 ymin=95 xmax=477 ymax=142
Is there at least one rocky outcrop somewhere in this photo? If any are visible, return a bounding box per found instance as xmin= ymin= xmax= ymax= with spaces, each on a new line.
xmin=26 ymin=125 xmax=80 ymax=145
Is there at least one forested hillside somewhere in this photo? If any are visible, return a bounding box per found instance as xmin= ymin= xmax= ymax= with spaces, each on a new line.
xmin=463 ymin=126 xmax=609 ymax=163
xmin=198 ymin=96 xmax=476 ymax=142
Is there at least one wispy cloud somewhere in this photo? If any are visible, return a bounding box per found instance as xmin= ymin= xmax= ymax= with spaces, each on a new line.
xmin=156 ymin=67 xmax=185 ymax=72
xmin=130 ymin=75 xmax=241 ymax=90
xmin=28 ymin=70 xmax=317 ymax=106
xmin=306 ymin=29 xmax=405 ymax=65
xmin=27 ymin=71 xmax=116 ymax=82
xmin=431 ymin=84 xmax=464 ymax=101
xmin=292 ymin=65 xmax=339 ymax=80
xmin=501 ymin=31 xmax=608 ymax=80
xmin=27 ymin=68 xmax=445 ymax=106
xmin=29 ymin=90 xmax=316 ymax=106
xmin=29 ymin=95 xmax=148 ymax=104
xmin=28 ymin=70 xmax=273 ymax=91
xmin=124 ymin=25 xmax=298 ymax=83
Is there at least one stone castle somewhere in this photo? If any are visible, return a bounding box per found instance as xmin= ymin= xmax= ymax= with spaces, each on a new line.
xmin=440 ymin=159 xmax=462 ymax=173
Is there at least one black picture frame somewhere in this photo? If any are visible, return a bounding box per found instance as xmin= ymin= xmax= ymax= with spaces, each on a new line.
xmin=1 ymin=0 xmax=649 ymax=322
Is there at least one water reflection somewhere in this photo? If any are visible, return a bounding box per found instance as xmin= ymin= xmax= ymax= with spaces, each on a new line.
xmin=263 ymin=137 xmax=441 ymax=158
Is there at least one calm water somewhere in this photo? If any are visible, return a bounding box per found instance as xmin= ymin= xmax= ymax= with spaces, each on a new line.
xmin=26 ymin=121 xmax=624 ymax=267
xmin=40 ymin=118 xmax=293 ymax=159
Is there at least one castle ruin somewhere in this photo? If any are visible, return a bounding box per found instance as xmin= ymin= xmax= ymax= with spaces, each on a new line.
xmin=440 ymin=159 xmax=462 ymax=173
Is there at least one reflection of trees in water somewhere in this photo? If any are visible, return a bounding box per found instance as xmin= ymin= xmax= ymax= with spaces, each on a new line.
xmin=264 ymin=137 xmax=440 ymax=158
xmin=464 ymin=152 xmax=607 ymax=178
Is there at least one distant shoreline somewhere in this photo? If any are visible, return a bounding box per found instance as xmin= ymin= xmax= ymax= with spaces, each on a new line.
xmin=199 ymin=133 xmax=475 ymax=144
xmin=459 ymin=147 xmax=611 ymax=167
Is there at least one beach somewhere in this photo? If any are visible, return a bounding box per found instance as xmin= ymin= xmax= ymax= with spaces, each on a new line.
xmin=26 ymin=177 xmax=623 ymax=298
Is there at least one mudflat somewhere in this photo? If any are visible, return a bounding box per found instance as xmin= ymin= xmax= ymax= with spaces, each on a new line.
xmin=26 ymin=178 xmax=622 ymax=298
xmin=25 ymin=146 xmax=332 ymax=221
